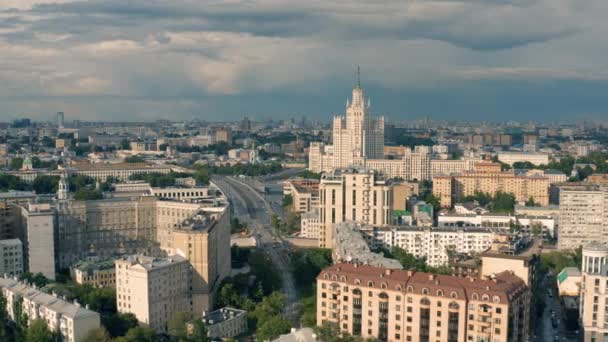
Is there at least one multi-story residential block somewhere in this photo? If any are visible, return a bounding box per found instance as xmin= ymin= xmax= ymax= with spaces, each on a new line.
xmin=360 ymin=225 xmax=495 ymax=267
xmin=318 ymin=168 xmax=392 ymax=248
xmin=116 ymin=255 xmax=190 ymax=332
xmin=55 ymin=138 xmax=70 ymax=149
xmin=580 ymin=242 xmax=608 ymax=341
xmin=587 ymin=174 xmax=608 ymax=186
xmin=0 ymin=143 xmax=8 ymax=156
xmin=558 ymin=184 xmax=608 ymax=249
xmin=19 ymin=203 xmax=56 ymax=279
xmin=130 ymin=141 xmax=158 ymax=152
xmin=317 ymin=263 xmax=530 ymax=342
xmin=285 ymin=179 xmax=320 ymax=213
xmin=70 ymin=258 xmax=116 ymax=288
xmin=0 ymin=276 xmax=100 ymax=342
xmin=215 ymin=128 xmax=232 ymax=145
xmin=433 ymin=163 xmax=550 ymax=208
xmin=301 ymin=209 xmax=321 ymax=239
xmin=0 ymin=239 xmax=23 ymax=276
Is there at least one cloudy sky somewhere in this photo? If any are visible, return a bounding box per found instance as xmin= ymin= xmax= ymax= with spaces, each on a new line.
xmin=0 ymin=0 xmax=607 ymax=123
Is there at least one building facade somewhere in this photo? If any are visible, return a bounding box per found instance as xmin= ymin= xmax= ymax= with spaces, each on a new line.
xmin=317 ymin=263 xmax=530 ymax=342
xmin=558 ymin=184 xmax=608 ymax=250
xmin=580 ymin=242 xmax=608 ymax=341
xmin=433 ymin=164 xmax=550 ymax=208
xmin=0 ymin=276 xmax=100 ymax=342
xmin=318 ymin=168 xmax=392 ymax=248
xmin=0 ymin=239 xmax=23 ymax=277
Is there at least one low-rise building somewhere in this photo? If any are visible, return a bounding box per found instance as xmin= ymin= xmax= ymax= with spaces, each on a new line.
xmin=556 ymin=267 xmax=581 ymax=297
xmin=116 ymin=254 xmax=191 ymax=332
xmin=0 ymin=276 xmax=101 ymax=342
xmin=70 ymin=258 xmax=117 ymax=288
xmin=301 ymin=209 xmax=321 ymax=239
xmin=190 ymin=307 xmax=247 ymax=339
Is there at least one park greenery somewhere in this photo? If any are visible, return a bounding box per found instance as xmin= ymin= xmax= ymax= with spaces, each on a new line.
xmin=297 ymin=170 xmax=322 ymax=180
xmin=382 ymin=247 xmax=452 ymax=275
xmin=290 ymin=249 xmax=333 ymax=328
xmin=460 ymin=191 xmax=516 ymax=213
xmin=215 ymin=247 xmax=291 ymax=339
xmin=539 ymin=248 xmax=582 ymax=274
xmin=129 ymin=171 xmax=193 ymax=187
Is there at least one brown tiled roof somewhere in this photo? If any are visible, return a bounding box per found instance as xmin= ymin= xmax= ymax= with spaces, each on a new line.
xmin=318 ymin=263 xmax=527 ymax=304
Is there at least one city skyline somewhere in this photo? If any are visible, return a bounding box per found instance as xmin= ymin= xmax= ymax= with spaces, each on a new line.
xmin=1 ymin=1 xmax=608 ymax=122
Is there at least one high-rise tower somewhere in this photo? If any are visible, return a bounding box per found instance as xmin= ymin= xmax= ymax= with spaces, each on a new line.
xmin=332 ymin=68 xmax=384 ymax=169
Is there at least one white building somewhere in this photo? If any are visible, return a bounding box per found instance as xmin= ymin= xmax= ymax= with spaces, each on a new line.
xmin=308 ymin=71 xmax=384 ymax=173
xmin=580 ymin=242 xmax=608 ymax=341
xmin=300 ymin=209 xmax=321 ymax=239
xmin=0 ymin=239 xmax=23 ymax=277
xmin=115 ymin=254 xmax=191 ymax=332
xmin=558 ymin=184 xmax=608 ymax=249
xmin=496 ymin=152 xmax=549 ymax=166
xmin=438 ymin=213 xmax=557 ymax=237
xmin=0 ymin=276 xmax=101 ymax=342
xmin=360 ymin=225 xmax=496 ymax=267
xmin=195 ymin=307 xmax=248 ymax=339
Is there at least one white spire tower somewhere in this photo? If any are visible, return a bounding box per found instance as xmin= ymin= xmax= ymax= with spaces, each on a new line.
xmin=57 ymin=173 xmax=69 ymax=200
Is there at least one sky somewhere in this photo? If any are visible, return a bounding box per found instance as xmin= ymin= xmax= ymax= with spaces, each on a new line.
xmin=0 ymin=0 xmax=607 ymax=123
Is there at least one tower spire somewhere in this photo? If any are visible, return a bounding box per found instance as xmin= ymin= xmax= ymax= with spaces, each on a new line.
xmin=355 ymin=65 xmax=361 ymax=89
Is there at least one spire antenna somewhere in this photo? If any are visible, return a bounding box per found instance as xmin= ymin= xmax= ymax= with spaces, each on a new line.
xmin=356 ymin=65 xmax=361 ymax=88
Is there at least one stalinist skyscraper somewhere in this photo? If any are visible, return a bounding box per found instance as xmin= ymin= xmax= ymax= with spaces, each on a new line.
xmin=309 ymin=68 xmax=384 ymax=171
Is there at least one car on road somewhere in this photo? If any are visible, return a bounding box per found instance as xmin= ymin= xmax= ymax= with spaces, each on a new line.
xmin=551 ymin=317 xmax=559 ymax=328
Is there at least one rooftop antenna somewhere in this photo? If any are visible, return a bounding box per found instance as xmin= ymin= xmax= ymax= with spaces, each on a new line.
xmin=355 ymin=65 xmax=361 ymax=89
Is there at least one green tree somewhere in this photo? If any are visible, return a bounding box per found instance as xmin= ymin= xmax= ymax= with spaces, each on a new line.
xmin=113 ymin=326 xmax=158 ymax=342
xmin=73 ymin=188 xmax=103 ymax=201
xmin=10 ymin=157 xmax=23 ymax=170
xmin=490 ymin=192 xmax=516 ymax=213
xmin=282 ymin=194 xmax=293 ymax=207
xmin=525 ymin=197 xmax=539 ymax=207
xmin=0 ymin=291 xmax=7 ymax=339
xmin=25 ymin=319 xmax=60 ymax=342
xmin=19 ymin=272 xmax=50 ymax=288
xmin=124 ymin=155 xmax=145 ymax=163
xmin=423 ymin=193 xmax=440 ymax=211
xmin=255 ymin=315 xmax=291 ymax=341
xmin=101 ymin=313 xmax=138 ymax=338
xmin=83 ymin=327 xmax=112 ymax=342
xmin=187 ymin=320 xmax=209 ymax=342
xmin=167 ymin=311 xmax=195 ymax=341
xmin=32 ymin=175 xmax=60 ymax=194
xmin=120 ymin=139 xmax=130 ymax=150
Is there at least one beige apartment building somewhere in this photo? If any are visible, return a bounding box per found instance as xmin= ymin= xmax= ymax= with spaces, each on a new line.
xmin=580 ymin=242 xmax=608 ymax=341
xmin=433 ymin=163 xmax=550 ymax=208
xmin=587 ymin=174 xmax=608 ymax=186
xmin=285 ymin=179 xmax=320 ymax=214
xmin=319 ymin=168 xmax=392 ymax=248
xmin=392 ymin=181 xmax=419 ymax=211
xmin=558 ymin=184 xmax=608 ymax=250
xmin=0 ymin=276 xmax=100 ymax=342
xmin=0 ymin=239 xmax=23 ymax=277
xmin=317 ymin=263 xmax=530 ymax=342
xmin=215 ymin=128 xmax=232 ymax=145
xmin=116 ymin=255 xmax=191 ymax=332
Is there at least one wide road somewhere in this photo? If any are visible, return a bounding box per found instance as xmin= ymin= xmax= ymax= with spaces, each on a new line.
xmin=536 ymin=272 xmax=579 ymax=342
xmin=213 ymin=175 xmax=300 ymax=323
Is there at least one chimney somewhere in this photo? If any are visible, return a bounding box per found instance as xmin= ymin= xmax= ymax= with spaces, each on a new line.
xmin=385 ymin=269 xmax=392 ymax=276
xmin=407 ymin=270 xmax=413 ymax=277
xmin=428 ymin=274 xmax=434 ymax=281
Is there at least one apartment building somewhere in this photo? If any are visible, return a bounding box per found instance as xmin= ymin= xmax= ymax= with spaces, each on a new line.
xmin=191 ymin=307 xmax=248 ymax=339
xmin=588 ymin=174 xmax=608 ymax=186
xmin=20 ymin=203 xmax=56 ymax=279
xmin=332 ymin=222 xmax=403 ymax=269
xmin=433 ymin=163 xmax=550 ymax=208
xmin=0 ymin=276 xmax=100 ymax=342
xmin=215 ymin=128 xmax=232 ymax=145
xmin=317 ymin=263 xmax=530 ymax=342
xmin=0 ymin=239 xmax=23 ymax=277
xmin=70 ymin=258 xmax=116 ymax=288
xmin=301 ymin=209 xmax=321 ymax=239
xmin=318 ymin=168 xmax=392 ymax=248
xmin=284 ymin=179 xmax=320 ymax=214
xmin=580 ymin=242 xmax=608 ymax=341
xmin=360 ymin=225 xmax=495 ymax=267
xmin=116 ymin=255 xmax=190 ymax=332
xmin=558 ymin=184 xmax=608 ymax=249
